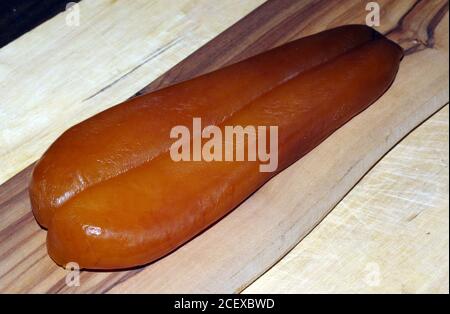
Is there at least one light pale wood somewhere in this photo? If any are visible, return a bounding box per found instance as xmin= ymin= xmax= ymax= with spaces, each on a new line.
xmin=245 ymin=105 xmax=449 ymax=294
xmin=0 ymin=0 xmax=448 ymax=293
xmin=0 ymin=0 xmax=264 ymax=185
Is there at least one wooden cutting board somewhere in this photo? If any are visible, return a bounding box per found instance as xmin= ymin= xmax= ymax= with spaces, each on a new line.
xmin=0 ymin=0 xmax=448 ymax=293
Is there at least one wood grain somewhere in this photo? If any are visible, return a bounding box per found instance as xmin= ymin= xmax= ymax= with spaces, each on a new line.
xmin=0 ymin=0 xmax=448 ymax=293
xmin=245 ymin=105 xmax=449 ymax=294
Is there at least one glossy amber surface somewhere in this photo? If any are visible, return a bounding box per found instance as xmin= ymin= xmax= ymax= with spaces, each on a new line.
xmin=29 ymin=25 xmax=403 ymax=269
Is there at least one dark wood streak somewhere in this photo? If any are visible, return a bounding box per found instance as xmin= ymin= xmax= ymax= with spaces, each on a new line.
xmin=426 ymin=1 xmax=449 ymax=48
xmin=0 ymin=165 xmax=33 ymax=209
xmin=0 ymin=0 xmax=82 ymax=48
xmin=47 ymin=275 xmax=68 ymax=293
xmin=1 ymin=251 xmax=49 ymax=292
xmin=0 ymin=189 xmax=30 ymax=223
xmin=0 ymin=211 xmax=35 ymax=242
xmin=0 ymin=217 xmax=40 ymax=269
xmin=100 ymin=0 xmax=450 ymax=293
xmin=136 ymin=0 xmax=312 ymax=96
xmin=0 ymin=230 xmax=41 ymax=273
xmin=96 ymin=269 xmax=143 ymax=294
